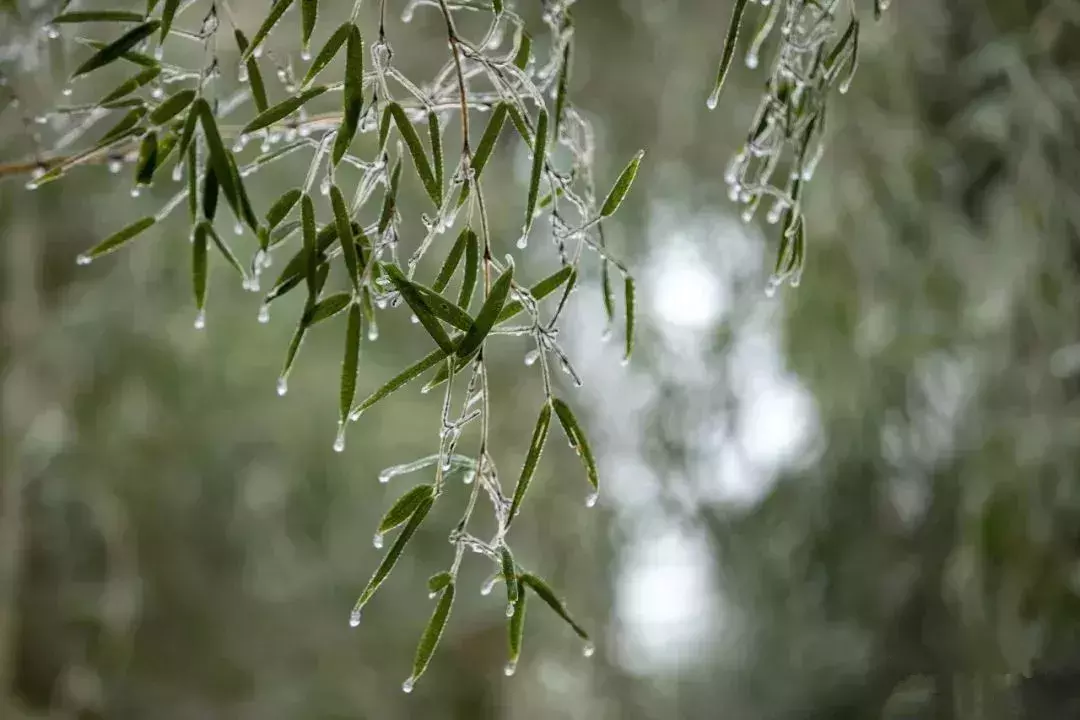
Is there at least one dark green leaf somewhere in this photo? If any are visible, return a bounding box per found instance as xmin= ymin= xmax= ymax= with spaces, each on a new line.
xmin=99 ymin=106 xmax=146 ymax=144
xmin=330 ymin=184 xmax=360 ymax=292
xmin=301 ymin=21 xmax=349 ymax=88
xmin=457 ymin=102 xmax=507 ymax=207
xmin=707 ymin=0 xmax=749 ymax=108
xmin=411 ymin=582 xmax=454 ymax=685
xmin=428 ymin=571 xmax=452 ymax=595
xmin=265 ymin=188 xmax=301 ymax=230
xmin=175 ymin=104 xmax=197 ymax=164
xmin=195 ymin=99 xmax=244 ymax=224
xmin=414 ymin=284 xmax=474 ymax=332
xmin=492 ymin=0 xmax=503 ymax=15
xmin=81 ymin=37 xmax=155 ymax=67
xmin=354 ymin=496 xmax=433 ymax=609
xmin=428 ymin=111 xmax=443 ymax=196
xmin=553 ymin=41 xmax=571 ymax=142
xmin=202 ymin=166 xmax=220 ymax=221
xmin=79 ymin=216 xmax=155 ymax=261
xmin=388 ymin=102 xmax=440 ymax=206
xmin=133 ymin=130 xmax=158 ymax=186
xmin=508 ymin=402 xmax=551 ymax=525
xmin=73 ymin=20 xmax=159 ymax=77
xmin=304 ymin=292 xmax=351 ymax=325
xmin=378 ymin=158 xmax=402 ymax=236
xmin=458 ymin=228 xmax=479 ymax=310
xmin=149 ymin=88 xmax=194 ymax=125
xmin=100 ymin=66 xmax=160 ymax=104
xmin=551 ymin=399 xmax=598 ymax=493
xmin=186 ymin=143 xmax=197 ymax=223
xmin=234 ymin=30 xmax=269 ymax=113
xmin=599 ymin=149 xmax=644 ymax=218
xmin=508 ymin=578 xmax=526 ymax=666
xmin=432 ymin=228 xmax=468 ymax=293
xmin=495 ymin=265 xmax=574 ymax=323
xmin=302 ymin=193 xmax=318 ymax=300
xmin=385 ymin=265 xmax=456 ymax=354
xmin=53 ymin=10 xmax=143 ymax=23
xmin=242 ymin=85 xmax=328 ymax=135
xmin=160 ymin=0 xmax=180 ymax=42
xmin=522 ymin=109 xmax=547 ymax=240
xmin=334 ymin=26 xmax=362 ymax=166
xmin=513 ymin=30 xmax=531 ymax=70
xmin=455 ymin=264 xmax=513 ymax=358
xmin=340 ymin=302 xmax=361 ymax=424
xmin=241 ymin=0 xmax=296 ymax=62
xmin=623 ymin=276 xmax=635 ymax=363
xmin=520 ymin=573 xmax=589 ymax=641
xmin=349 ymin=347 xmax=447 ymax=419
xmin=378 ymin=104 xmax=392 ymax=151
xmin=301 ymin=0 xmax=318 ymax=51
xmin=378 ymin=484 xmax=434 ymax=535
xmin=192 ymin=221 xmax=208 ymax=312
xmin=500 ymin=547 xmax=518 ymax=606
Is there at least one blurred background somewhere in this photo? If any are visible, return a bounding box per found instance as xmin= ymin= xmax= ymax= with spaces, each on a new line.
xmin=3 ymin=0 xmax=1080 ymax=717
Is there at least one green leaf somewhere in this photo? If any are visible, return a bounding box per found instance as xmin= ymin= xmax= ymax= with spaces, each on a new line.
xmin=265 ymin=188 xmax=301 ymax=230
xmin=330 ymin=184 xmax=360 ymax=292
xmin=340 ymin=302 xmax=361 ymax=425
xmin=707 ymin=0 xmax=749 ymax=109
xmin=378 ymin=484 xmax=435 ymax=535
xmin=599 ymin=149 xmax=644 ymax=218
xmin=241 ymin=0 xmax=297 ymax=62
xmin=508 ymin=402 xmax=551 ymax=524
xmin=553 ymin=41 xmax=572 ymax=143
xmin=78 ymin=216 xmax=155 ymax=261
xmin=522 ymin=109 xmax=548 ymax=240
xmin=99 ymin=106 xmax=146 ymax=144
xmin=73 ymin=20 xmax=159 ymax=77
xmin=159 ymin=0 xmax=180 ymax=42
xmin=378 ymin=158 xmax=402 ymax=236
xmin=458 ymin=228 xmax=479 ymax=309
xmin=520 ymin=573 xmax=589 ymax=641
xmin=100 ymin=66 xmax=160 ymax=104
xmin=428 ymin=111 xmax=443 ymax=196
xmin=411 ymin=582 xmax=454 ymax=686
xmin=353 ymin=496 xmax=433 ymax=610
xmin=338 ymin=25 xmax=363 ymax=163
xmin=427 ymin=571 xmax=452 ymax=595
xmin=457 ymin=102 xmax=507 ymax=207
xmin=175 ymin=104 xmax=198 ymax=164
xmin=302 ymin=193 xmax=318 ymax=300
xmin=507 ymin=577 xmax=526 ymax=667
xmin=185 ymin=143 xmax=197 ymax=224
xmin=242 ymin=85 xmax=328 ymax=135
xmin=53 ymin=10 xmax=143 ymax=23
xmin=155 ymin=129 xmax=178 ymax=169
xmin=388 ymin=102 xmax=440 ymax=206
xmin=551 ymin=399 xmax=598 ymax=494
xmin=623 ymin=276 xmax=635 ymax=363
xmin=455 ymin=264 xmax=513 ymax=358
xmin=496 ymin=265 xmax=573 ymax=323
xmin=202 ymin=166 xmax=220 ymax=221
xmin=378 ymin=104 xmax=392 ymax=151
xmin=492 ymin=0 xmax=503 ymax=15
xmin=384 ymin=265 xmax=456 ymax=355
xmin=304 ymin=292 xmax=351 ymax=326
xmin=301 ymin=21 xmax=349 ymax=88
xmin=264 ymin=222 xmax=344 ymax=303
xmin=350 ymin=347 xmax=447 ymax=419
xmin=500 ymin=547 xmax=518 ymax=607
xmin=192 ymin=221 xmax=208 ymax=313
xmin=300 ymin=0 xmax=318 ymax=51
xmin=234 ymin=30 xmax=269 ymax=113
xmin=414 ymin=285 xmax=474 ymax=332
xmin=432 ymin=228 xmax=468 ymax=293
xmin=133 ymin=130 xmax=158 ymax=186
xmin=204 ymin=221 xmax=246 ymax=278
xmin=600 ymin=254 xmax=615 ymax=328
xmin=513 ymin=30 xmax=531 ymax=70
xmin=195 ymin=99 xmax=245 ymax=227
xmin=81 ymin=37 xmax=155 ymax=67
xmin=149 ymin=88 xmax=194 ymax=125
xmin=506 ymin=104 xmax=530 ymax=142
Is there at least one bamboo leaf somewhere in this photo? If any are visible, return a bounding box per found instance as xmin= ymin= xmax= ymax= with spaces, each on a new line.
xmin=455 ymin=264 xmax=513 ymax=358
xmin=302 ymin=193 xmax=318 ymax=301
xmin=201 ymin=166 xmax=219 ymax=220
xmin=496 ymin=265 xmax=573 ymax=323
xmin=234 ymin=30 xmax=269 ymax=113
xmin=195 ymin=99 xmax=244 ymax=224
xmin=432 ymin=228 xmax=468 ymax=293
xmin=428 ymin=571 xmax=452 ymax=595
xmin=551 ymin=399 xmax=599 ymax=494
xmin=513 ymin=31 xmax=531 ymax=70
xmin=204 ymin=222 xmax=246 ymax=278
xmin=99 ymin=106 xmax=146 ymax=144
xmin=81 ymin=37 xmax=155 ymax=67
xmin=300 ymin=0 xmax=318 ymax=52
xmin=507 ymin=578 xmax=526 ymax=668
xmin=599 ymin=149 xmax=644 ymax=218
xmin=301 ymin=21 xmax=349 ymax=89
xmin=458 ymin=228 xmax=479 ymax=310
xmin=500 ymin=547 xmax=518 ymax=607
xmin=457 ymin=102 xmax=507 ymax=207
xmin=492 ymin=0 xmax=503 ymax=15
xmin=149 ymin=88 xmax=194 ymax=125
xmin=332 ymin=23 xmax=364 ymax=165
xmin=78 ymin=216 xmax=155 ymax=262
xmin=707 ymin=0 xmax=749 ymax=109
xmin=623 ymin=276 xmax=635 ymax=363
xmin=410 ymin=582 xmax=454 ymax=686
xmin=241 ymin=0 xmax=296 ymax=62
xmin=508 ymin=402 xmax=551 ymax=524
xmin=522 ymin=109 xmax=548 ymax=240
xmin=330 ymin=184 xmax=360 ymax=291
xmin=384 ymin=265 xmax=456 ymax=354
xmin=100 ymin=67 xmax=160 ymax=104
xmin=388 ymin=102 xmax=440 ymax=206
xmin=378 ymin=485 xmax=434 ymax=535
xmin=354 ymin=496 xmax=433 ymax=610
xmin=378 ymin=158 xmax=402 ymax=235
xmin=53 ymin=10 xmax=143 ymax=23
xmin=428 ymin=111 xmax=443 ymax=196
xmin=349 ymin=348 xmax=447 ymax=419
xmin=192 ymin=221 xmax=208 ymax=313
xmin=175 ymin=103 xmax=197 ymax=164
xmin=72 ymin=20 xmax=159 ymax=77
xmin=265 ymin=188 xmax=301 ymax=230
xmin=340 ymin=302 xmax=361 ymax=425
xmin=242 ymin=85 xmax=328 ymax=135
xmin=378 ymin=104 xmax=392 ymax=151
xmin=414 ymin=285 xmax=474 ymax=332
xmin=160 ymin=0 xmax=180 ymax=43
xmin=185 ymin=143 xmax=197 ymax=224
xmin=553 ymin=41 xmax=571 ymax=143
xmin=520 ymin=573 xmax=589 ymax=641
xmin=304 ymin=292 xmax=351 ymax=325
xmin=133 ymin=130 xmax=158 ymax=186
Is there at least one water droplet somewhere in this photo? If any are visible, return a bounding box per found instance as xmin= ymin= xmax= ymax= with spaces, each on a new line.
xmin=301 ymin=48 xmax=312 ymax=62
xmin=378 ymin=471 xmax=391 ymax=484
xmin=410 ymin=314 xmax=419 ymax=324
xmin=585 ymin=491 xmax=599 ymax=508
xmin=582 ymin=642 xmax=595 ymax=658
xmin=154 ymin=45 xmax=164 ymax=60
xmin=372 ymin=533 xmax=384 ymax=549
xmin=108 ymin=159 xmax=123 ymax=174
xmin=233 ymin=222 xmax=243 ymax=236
xmin=24 ymin=181 xmax=37 ymax=191
xmin=277 ymin=377 xmax=289 ymax=396
xmin=706 ymin=87 xmax=721 ymax=110
xmin=524 ymin=349 xmax=540 ymax=366
xmin=764 ymin=276 xmax=780 ymax=298
xmin=151 ymin=86 xmax=164 ymax=100
xmin=75 ymin=253 xmax=92 ymax=266
xmin=45 ymin=24 xmax=60 ymax=39
xmin=367 ymin=324 xmax=379 ymax=341
xmin=333 ymin=427 xmax=346 ymax=453
xmin=480 ymin=577 xmax=497 ymax=596
xmin=516 ymin=234 xmax=528 ymax=250
xmin=741 ymin=207 xmax=755 ymax=224
xmin=727 ymin=184 xmax=741 ymax=202
xmin=130 ymin=187 xmax=141 ymax=198
xmin=61 ymin=85 xmax=73 ymax=97
xmin=503 ymin=661 xmax=517 ymax=677
xmin=253 ymin=47 xmax=264 ymax=59
xmin=257 ymin=304 xmax=271 ymax=324
xmin=349 ymin=609 xmax=361 ymax=627
xmin=401 ymin=677 xmax=415 ymax=693
xmin=505 ymin=602 xmax=515 ymax=618
xmin=194 ymin=310 xmax=206 ymax=330
xmin=319 ymin=176 xmax=331 ymax=196
xmin=172 ymin=164 xmax=184 ymax=182
xmin=462 ymin=471 xmax=475 ymax=485
xmin=789 ymin=271 xmax=802 ymax=288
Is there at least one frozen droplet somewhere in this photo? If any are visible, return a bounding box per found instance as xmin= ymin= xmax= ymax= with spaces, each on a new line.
xmin=257 ymin=303 xmax=271 ymax=324
xmin=45 ymin=24 xmax=60 ymax=39
xmin=428 ymin=591 xmax=438 ymax=599
xmin=503 ymin=661 xmax=517 ymax=677
xmin=154 ymin=45 xmax=164 ymax=60
xmin=24 ymin=181 xmax=38 ymax=191
xmin=516 ymin=234 xmax=528 ymax=250
xmin=194 ymin=310 xmax=206 ymax=330
xmin=333 ymin=427 xmax=346 ymax=453
xmin=75 ymin=253 xmax=92 ymax=266
xmin=524 ymin=349 xmax=540 ymax=366
xmin=372 ymin=533 xmax=384 ymax=549
xmin=746 ymin=52 xmax=759 ymax=69
xmin=319 ymin=176 xmax=331 ymax=196
xmin=277 ymin=377 xmax=289 ymax=396
xmin=349 ymin=609 xmax=361 ymax=627
xmin=462 ymin=471 xmax=475 ymax=485
xmin=367 ymin=324 xmax=379 ymax=341
xmin=741 ymin=207 xmax=755 ymax=223
xmin=108 ymin=159 xmax=123 ymax=174
xmin=172 ymin=164 xmax=184 ymax=182
xmin=620 ymin=356 xmax=630 ymax=368
xmin=727 ymin=184 xmax=741 ymax=202
xmin=151 ymin=86 xmax=164 ymax=100
xmin=410 ymin=314 xmax=419 ymax=324
xmin=585 ymin=491 xmax=599 ymax=508
xmin=480 ymin=577 xmax=497 ymax=596
xmin=301 ymin=48 xmax=312 ymax=62
xmin=505 ymin=602 xmax=515 ymax=618
xmin=582 ymin=642 xmax=595 ymax=658
xmin=61 ymin=85 xmax=73 ymax=97
xmin=706 ymin=87 xmax=721 ymax=110
xmin=401 ymin=677 xmax=415 ymax=694
xmin=764 ymin=276 xmax=780 ymax=298
xmin=130 ymin=187 xmax=141 ymax=198
xmin=378 ymin=471 xmax=391 ymax=484
xmin=253 ymin=47 xmax=263 ymax=59
xmin=789 ymin=271 xmax=802 ymax=288
xmin=233 ymin=222 xmax=243 ymax=236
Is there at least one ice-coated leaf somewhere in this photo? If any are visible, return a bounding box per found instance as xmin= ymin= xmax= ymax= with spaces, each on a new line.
xmin=378 ymin=484 xmax=434 ymax=535
xmin=458 ymin=228 xmax=479 ymax=310
xmin=599 ymin=150 xmax=644 ymax=218
xmin=192 ymin=221 xmax=208 ymax=313
xmin=175 ymin=103 xmax=198 ymax=165
xmin=304 ymin=292 xmax=351 ymax=325
xmin=149 ymin=88 xmax=194 ymax=125
xmin=300 ymin=0 xmax=318 ymax=51
xmin=492 ymin=0 xmax=503 ymax=15
xmin=134 ymin=130 xmax=158 ymax=186
xmin=234 ymin=30 xmax=269 ymax=113
xmin=455 ymin=264 xmax=513 ymax=359
xmin=428 ymin=111 xmax=443 ymax=196
xmin=378 ymin=157 xmax=402 ymax=236
xmin=301 ymin=21 xmax=349 ymax=89
xmin=53 ymin=10 xmax=143 ymax=23
xmin=707 ymin=0 xmax=749 ymax=109
xmin=495 ymin=265 xmax=574 ymax=323
xmin=520 ymin=573 xmax=589 ymax=641
xmin=388 ymin=102 xmax=440 ymax=206
xmin=241 ymin=0 xmax=296 ymax=62
xmin=457 ymin=102 xmax=507 ymax=207
xmin=432 ymin=228 xmax=468 ymax=293
xmin=601 ymin=256 xmax=615 ymax=328
xmin=522 ymin=109 xmax=548 ymax=240
xmin=552 ymin=42 xmax=571 ymax=143
xmin=99 ymin=107 xmax=146 ymax=144
xmin=80 ymin=216 xmax=155 ymax=261
xmin=427 ymin=571 xmax=452 ymax=595
xmin=81 ymin=38 xmax=155 ymax=67
xmin=185 ymin=144 xmax=197 ymax=224
xmin=350 ymin=348 xmax=448 ymax=418
xmin=411 ymin=581 xmax=454 ymax=685
xmin=72 ymin=20 xmax=159 ymax=77
xmin=507 ymin=577 xmax=526 ymax=665
xmin=204 ymin=222 xmax=246 ymax=278
xmin=354 ymin=495 xmax=433 ymax=609
xmin=302 ymin=193 xmax=318 ymax=300
xmin=378 ymin=104 xmax=392 ymax=151
xmin=508 ymin=402 xmax=551 ymax=524
xmin=623 ymin=276 xmax=635 ymax=363
xmin=195 ymin=99 xmax=245 ymax=226
xmin=341 ymin=302 xmax=361 ymax=424
xmin=242 ymin=85 xmax=328 ymax=135
xmin=414 ymin=285 xmax=474 ymax=332
xmin=500 ymin=547 xmax=518 ymax=606
xmin=265 ymin=188 xmax=301 ymax=230
xmin=384 ymin=265 xmax=456 ymax=354
xmin=330 ymin=184 xmax=360 ymax=291
xmin=551 ymin=399 xmax=598 ymax=492
xmin=513 ymin=31 xmax=531 ymax=70
xmin=100 ymin=67 xmax=160 ymax=104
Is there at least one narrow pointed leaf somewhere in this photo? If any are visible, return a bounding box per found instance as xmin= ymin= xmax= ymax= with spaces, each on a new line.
xmin=520 ymin=573 xmax=589 ymax=640
xmin=378 ymin=104 xmax=392 ymax=151
xmin=242 ymin=85 xmax=328 ymax=135
xmin=492 ymin=0 xmax=503 ymax=15
xmin=53 ymin=10 xmax=143 ymax=23
xmin=302 ymin=292 xmax=351 ymax=325
xmin=522 ymin=109 xmax=548 ymax=239
xmin=432 ymin=228 xmax=468 ymax=293
xmin=204 ymin=222 xmax=246 ymax=278
xmin=457 ymin=102 xmax=507 ymax=207
xmin=428 ymin=111 xmax=443 ymax=196
xmin=500 ymin=547 xmax=518 ymax=605
xmin=354 ymin=496 xmax=433 ymax=608
xmin=80 ymin=216 xmax=155 ymax=260
xmin=185 ymin=143 xmax=197 ymax=223
xmin=415 ymin=285 xmax=474 ymax=332
xmin=100 ymin=67 xmax=160 ymax=104
xmin=623 ymin=276 xmax=635 ymax=363
xmin=350 ymin=348 xmax=447 ymax=418
xmin=388 ymin=102 xmax=439 ymax=206
xmin=160 ymin=0 xmax=180 ymax=42
xmin=384 ymin=265 xmax=455 ymax=354
xmin=175 ymin=104 xmax=197 ymax=164
xmin=265 ymin=188 xmax=301 ymax=230
xmin=81 ymin=37 xmax=155 ymax=67
xmin=301 ymin=21 xmax=349 ymax=89
xmin=149 ymin=88 xmax=194 ymax=125
xmin=133 ymin=130 xmax=158 ymax=186
xmin=234 ymin=30 xmax=269 ymax=113
xmin=195 ymin=99 xmax=243 ymax=221
xmin=330 ymin=184 xmax=360 ymax=291
xmin=73 ymin=20 xmax=159 ymax=77
xmin=378 ymin=485 xmax=434 ymax=535
xmin=551 ymin=399 xmax=598 ymax=492
xmin=192 ymin=221 xmax=208 ymax=312
xmin=508 ymin=578 xmax=526 ymax=664
xmin=458 ymin=228 xmax=479 ymax=309
xmin=708 ymin=0 xmax=749 ymax=106
xmin=412 ymin=582 xmax=454 ymax=684
xmin=378 ymin=158 xmax=402 ymax=235
xmin=496 ymin=265 xmax=573 ymax=323
xmin=99 ymin=107 xmax=146 ymax=144
xmin=455 ymin=264 xmax=514 ymax=358
xmin=508 ymin=402 xmax=551 ymax=524
xmin=340 ymin=302 xmax=361 ymax=423
xmin=513 ymin=31 xmax=531 ymax=70
xmin=241 ymin=0 xmax=296 ymax=62
xmin=302 ymin=193 xmax=318 ymax=300
xmin=552 ymin=41 xmax=571 ymax=142
xmin=599 ymin=150 xmax=644 ymax=218
xmin=300 ymin=0 xmax=318 ymax=51
xmin=202 ymin=166 xmax=220 ymax=220
xmin=428 ymin=571 xmax=452 ymax=595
